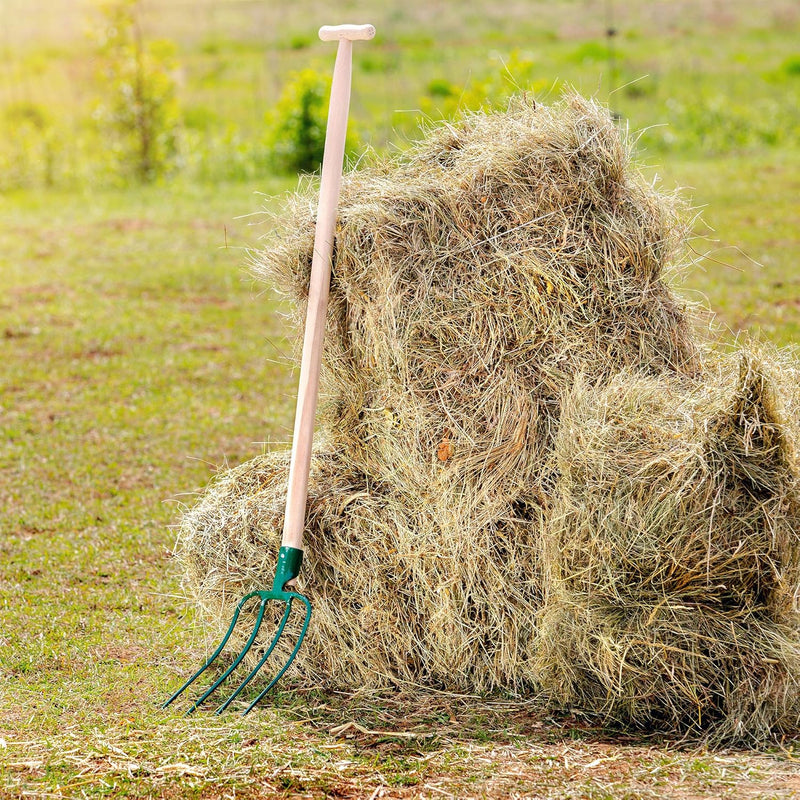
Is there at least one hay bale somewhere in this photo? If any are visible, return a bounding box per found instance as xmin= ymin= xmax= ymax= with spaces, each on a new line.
xmin=177 ymin=91 xmax=800 ymax=740
xmin=255 ymin=93 xmax=699 ymax=500
xmin=535 ymin=348 xmax=800 ymax=742
xmin=179 ymin=448 xmax=542 ymax=691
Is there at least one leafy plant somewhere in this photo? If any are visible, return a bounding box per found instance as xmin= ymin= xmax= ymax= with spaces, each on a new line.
xmin=782 ymin=55 xmax=800 ymax=77
xmin=419 ymin=50 xmax=547 ymax=122
xmin=92 ymin=0 xmax=180 ymax=183
xmin=0 ymin=102 xmax=59 ymax=189
xmin=266 ymin=67 xmax=360 ymax=174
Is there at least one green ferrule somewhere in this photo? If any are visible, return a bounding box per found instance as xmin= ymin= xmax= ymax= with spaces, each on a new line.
xmin=273 ymin=546 xmax=304 ymax=593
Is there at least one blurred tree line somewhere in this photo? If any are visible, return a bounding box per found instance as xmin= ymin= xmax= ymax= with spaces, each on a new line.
xmin=0 ymin=0 xmax=346 ymax=189
xmin=0 ymin=0 xmax=796 ymax=191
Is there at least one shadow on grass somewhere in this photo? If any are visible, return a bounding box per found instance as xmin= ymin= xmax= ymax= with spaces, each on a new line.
xmin=216 ymin=682 xmax=674 ymax=753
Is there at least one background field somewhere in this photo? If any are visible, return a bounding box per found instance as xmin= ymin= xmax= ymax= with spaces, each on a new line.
xmin=1 ymin=0 xmax=800 ymax=797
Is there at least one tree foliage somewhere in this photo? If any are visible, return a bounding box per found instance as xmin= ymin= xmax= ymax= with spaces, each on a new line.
xmin=93 ymin=0 xmax=180 ymax=182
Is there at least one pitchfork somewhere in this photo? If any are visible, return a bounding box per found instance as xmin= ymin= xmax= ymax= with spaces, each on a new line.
xmin=163 ymin=22 xmax=375 ymax=716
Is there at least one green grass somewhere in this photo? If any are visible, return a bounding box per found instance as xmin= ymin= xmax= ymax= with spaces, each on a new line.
xmin=663 ymin=150 xmax=800 ymax=344
xmin=2 ymin=0 xmax=800 ymax=797
xmin=2 ymin=156 xmax=798 ymax=800
xmin=0 ymin=179 xmax=296 ymax=725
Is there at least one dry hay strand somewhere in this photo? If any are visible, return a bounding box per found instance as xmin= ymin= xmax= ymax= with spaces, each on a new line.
xmin=254 ymin=92 xmax=699 ymax=503
xmin=178 ymin=447 xmax=542 ymax=693
xmin=535 ymin=345 xmax=800 ymax=743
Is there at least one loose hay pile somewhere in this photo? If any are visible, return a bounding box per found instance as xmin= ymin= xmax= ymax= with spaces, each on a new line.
xmin=260 ymin=93 xmax=698 ymax=503
xmin=177 ymin=93 xmax=800 ymax=742
xmin=181 ymin=448 xmax=543 ymax=691
xmin=536 ymin=350 xmax=800 ymax=741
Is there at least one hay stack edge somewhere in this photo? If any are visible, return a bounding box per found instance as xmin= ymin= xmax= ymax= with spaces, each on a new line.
xmin=178 ymin=94 xmax=800 ymax=742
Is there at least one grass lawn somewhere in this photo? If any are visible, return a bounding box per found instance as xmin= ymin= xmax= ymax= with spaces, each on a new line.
xmin=1 ymin=152 xmax=799 ymax=798
xmin=2 ymin=0 xmax=800 ymax=796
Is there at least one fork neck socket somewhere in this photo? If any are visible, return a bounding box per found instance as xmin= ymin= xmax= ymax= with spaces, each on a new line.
xmin=273 ymin=546 xmax=304 ymax=593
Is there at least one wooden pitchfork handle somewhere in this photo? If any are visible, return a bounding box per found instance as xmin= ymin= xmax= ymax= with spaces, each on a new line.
xmin=281 ymin=23 xmax=375 ymax=560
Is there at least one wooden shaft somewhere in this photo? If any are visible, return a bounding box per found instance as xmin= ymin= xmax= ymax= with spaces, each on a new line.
xmin=281 ymin=37 xmax=354 ymax=552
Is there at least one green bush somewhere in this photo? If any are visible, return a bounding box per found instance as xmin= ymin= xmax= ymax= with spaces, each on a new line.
xmin=427 ymin=78 xmax=456 ymax=98
xmin=267 ymin=68 xmax=360 ymax=174
xmin=0 ymin=102 xmax=59 ymax=189
xmin=287 ymin=33 xmax=313 ymax=51
xmin=782 ymin=55 xmax=800 ymax=77
xmin=419 ymin=50 xmax=546 ymax=122
xmin=92 ymin=0 xmax=181 ymax=183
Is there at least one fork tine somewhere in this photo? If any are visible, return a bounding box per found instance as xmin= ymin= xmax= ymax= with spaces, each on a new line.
xmin=242 ymin=596 xmax=312 ymax=716
xmin=162 ymin=592 xmax=257 ymax=709
xmin=185 ymin=597 xmax=269 ymax=714
xmin=213 ymin=600 xmax=294 ymax=715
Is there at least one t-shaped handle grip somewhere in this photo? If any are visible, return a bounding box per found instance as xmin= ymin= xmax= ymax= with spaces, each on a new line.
xmin=318 ymin=24 xmax=376 ymax=41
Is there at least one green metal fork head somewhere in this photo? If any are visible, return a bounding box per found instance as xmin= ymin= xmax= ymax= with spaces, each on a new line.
xmin=163 ymin=546 xmax=312 ymax=715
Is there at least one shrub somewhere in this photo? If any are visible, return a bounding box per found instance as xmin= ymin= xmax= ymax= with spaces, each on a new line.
xmin=418 ymin=50 xmax=547 ymax=123
xmin=92 ymin=0 xmax=181 ymax=183
xmin=0 ymin=102 xmax=59 ymax=189
xmin=266 ymin=68 xmax=360 ymax=174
